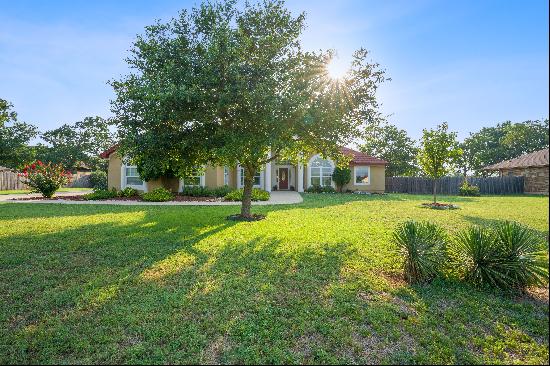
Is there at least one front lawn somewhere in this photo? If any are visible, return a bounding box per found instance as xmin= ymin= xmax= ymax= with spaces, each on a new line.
xmin=0 ymin=194 xmax=548 ymax=364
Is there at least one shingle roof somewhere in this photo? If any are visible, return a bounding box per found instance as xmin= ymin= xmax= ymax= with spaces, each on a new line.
xmin=483 ymin=148 xmax=549 ymax=170
xmin=340 ymin=147 xmax=387 ymax=165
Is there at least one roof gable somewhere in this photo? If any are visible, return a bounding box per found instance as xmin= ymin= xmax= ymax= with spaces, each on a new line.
xmin=339 ymin=147 xmax=387 ymax=165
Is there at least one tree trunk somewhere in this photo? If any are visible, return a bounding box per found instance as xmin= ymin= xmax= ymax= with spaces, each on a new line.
xmin=433 ymin=178 xmax=437 ymax=203
xmin=240 ymin=166 xmax=255 ymax=218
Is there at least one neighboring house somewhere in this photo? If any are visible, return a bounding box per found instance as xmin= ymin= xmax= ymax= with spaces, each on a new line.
xmin=68 ymin=162 xmax=94 ymax=187
xmin=100 ymin=146 xmax=387 ymax=193
xmin=482 ymin=148 xmax=549 ymax=194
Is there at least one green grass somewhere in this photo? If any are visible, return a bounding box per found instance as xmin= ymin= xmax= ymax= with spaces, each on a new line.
xmin=0 ymin=194 xmax=548 ymax=364
xmin=0 ymin=187 xmax=93 ymax=195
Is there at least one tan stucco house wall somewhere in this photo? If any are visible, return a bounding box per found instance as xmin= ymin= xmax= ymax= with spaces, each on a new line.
xmin=104 ymin=147 xmax=387 ymax=194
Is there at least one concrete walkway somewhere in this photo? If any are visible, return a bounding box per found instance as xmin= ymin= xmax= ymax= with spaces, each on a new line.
xmin=1 ymin=190 xmax=303 ymax=206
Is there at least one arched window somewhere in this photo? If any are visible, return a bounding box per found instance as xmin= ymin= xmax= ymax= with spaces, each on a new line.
xmin=308 ymin=155 xmax=334 ymax=187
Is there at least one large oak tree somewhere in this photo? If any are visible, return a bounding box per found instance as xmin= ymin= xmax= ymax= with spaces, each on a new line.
xmin=110 ymin=0 xmax=387 ymax=217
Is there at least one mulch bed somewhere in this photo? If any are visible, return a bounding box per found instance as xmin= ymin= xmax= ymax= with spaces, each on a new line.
xmin=226 ymin=213 xmax=266 ymax=221
xmin=11 ymin=195 xmax=223 ymax=202
xmin=420 ymin=202 xmax=460 ymax=210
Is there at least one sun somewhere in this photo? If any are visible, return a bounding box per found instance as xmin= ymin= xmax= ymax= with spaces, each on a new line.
xmin=326 ymin=57 xmax=348 ymax=80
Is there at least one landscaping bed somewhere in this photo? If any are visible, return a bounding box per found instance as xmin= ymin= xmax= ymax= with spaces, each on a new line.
xmin=421 ymin=202 xmax=460 ymax=210
xmin=10 ymin=194 xmax=224 ymax=202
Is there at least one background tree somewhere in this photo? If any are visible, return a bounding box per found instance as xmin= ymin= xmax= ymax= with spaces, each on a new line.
xmin=361 ymin=120 xmax=419 ymax=176
xmin=0 ymin=98 xmax=38 ymax=169
xmin=110 ymin=0 xmax=387 ymax=218
xmin=418 ymin=123 xmax=462 ymax=203
xmin=461 ymin=119 xmax=549 ymax=175
xmin=332 ymin=167 xmax=351 ymax=192
xmin=39 ymin=116 xmax=114 ymax=171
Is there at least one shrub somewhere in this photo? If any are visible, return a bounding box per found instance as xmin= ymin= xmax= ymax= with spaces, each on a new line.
xmin=305 ymin=185 xmax=336 ymax=193
xmin=181 ymin=186 xmax=214 ymax=197
xmin=332 ymin=167 xmax=351 ymax=192
xmin=141 ymin=187 xmax=174 ymax=202
xmin=224 ymin=188 xmax=270 ymax=201
xmin=393 ymin=220 xmax=447 ymax=283
xmin=492 ymin=221 xmax=548 ymax=290
xmin=459 ymin=180 xmax=480 ymax=196
xmin=212 ymin=185 xmax=233 ymax=197
xmin=89 ymin=170 xmax=108 ymax=190
xmin=83 ymin=188 xmax=118 ymax=200
xmin=305 ymin=184 xmax=323 ymax=193
xmin=450 ymin=222 xmax=548 ymax=291
xmin=119 ymin=187 xmax=138 ymax=197
xmin=18 ymin=160 xmax=71 ymax=198
xmin=451 ymin=226 xmax=498 ymax=288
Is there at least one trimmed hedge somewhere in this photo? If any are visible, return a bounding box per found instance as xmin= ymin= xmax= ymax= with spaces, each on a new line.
xmin=141 ymin=187 xmax=174 ymax=202
xmin=224 ymin=188 xmax=270 ymax=201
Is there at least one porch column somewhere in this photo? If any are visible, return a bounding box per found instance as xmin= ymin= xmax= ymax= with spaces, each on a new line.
xmin=265 ymin=151 xmax=272 ymax=192
xmin=297 ymin=162 xmax=304 ymax=192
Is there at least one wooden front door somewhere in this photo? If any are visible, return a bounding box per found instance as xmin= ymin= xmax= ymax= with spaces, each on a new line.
xmin=278 ymin=168 xmax=289 ymax=190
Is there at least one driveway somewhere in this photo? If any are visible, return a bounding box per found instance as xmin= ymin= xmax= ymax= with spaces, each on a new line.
xmin=1 ymin=190 xmax=303 ymax=205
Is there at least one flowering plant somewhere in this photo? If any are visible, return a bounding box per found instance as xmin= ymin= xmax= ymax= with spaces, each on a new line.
xmin=18 ymin=161 xmax=71 ymax=198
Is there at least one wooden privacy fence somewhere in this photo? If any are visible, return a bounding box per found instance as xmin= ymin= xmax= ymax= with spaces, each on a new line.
xmin=385 ymin=176 xmax=525 ymax=195
xmin=0 ymin=168 xmax=27 ymax=190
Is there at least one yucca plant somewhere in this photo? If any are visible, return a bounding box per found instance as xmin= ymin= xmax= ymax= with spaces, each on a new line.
xmin=492 ymin=221 xmax=548 ymax=290
xmin=452 ymin=226 xmax=501 ymax=288
xmin=452 ymin=222 xmax=549 ymax=291
xmin=393 ymin=221 xmax=447 ymax=283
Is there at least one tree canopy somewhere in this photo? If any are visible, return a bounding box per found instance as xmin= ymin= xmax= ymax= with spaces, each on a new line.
xmin=38 ymin=116 xmax=115 ymax=171
xmin=0 ymin=98 xmax=38 ymax=169
xmin=461 ymin=119 xmax=549 ymax=175
xmin=110 ymin=0 xmax=387 ymax=217
xmin=361 ymin=120 xmax=419 ymax=177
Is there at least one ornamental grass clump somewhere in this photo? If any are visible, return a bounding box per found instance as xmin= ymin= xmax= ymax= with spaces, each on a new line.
xmin=18 ymin=161 xmax=71 ymax=198
xmin=393 ymin=220 xmax=447 ymax=284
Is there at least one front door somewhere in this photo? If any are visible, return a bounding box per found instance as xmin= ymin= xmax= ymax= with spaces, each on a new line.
xmin=278 ymin=168 xmax=289 ymax=190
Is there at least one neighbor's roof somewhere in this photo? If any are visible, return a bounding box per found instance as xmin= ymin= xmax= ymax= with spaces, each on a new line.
xmin=340 ymin=147 xmax=387 ymax=165
xmin=99 ymin=144 xmax=387 ymax=165
xmin=483 ymin=148 xmax=549 ymax=170
xmin=99 ymin=144 xmax=119 ymax=158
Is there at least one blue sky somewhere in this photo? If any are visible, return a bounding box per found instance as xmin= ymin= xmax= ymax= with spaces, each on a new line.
xmin=0 ymin=0 xmax=548 ymax=141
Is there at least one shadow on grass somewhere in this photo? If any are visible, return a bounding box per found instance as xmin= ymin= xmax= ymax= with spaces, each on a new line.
xmin=0 ymin=207 xmax=357 ymax=364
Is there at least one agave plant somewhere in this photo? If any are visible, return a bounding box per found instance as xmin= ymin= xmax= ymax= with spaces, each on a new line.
xmin=492 ymin=221 xmax=548 ymax=290
xmin=452 ymin=222 xmax=548 ymax=291
xmin=393 ymin=221 xmax=447 ymax=283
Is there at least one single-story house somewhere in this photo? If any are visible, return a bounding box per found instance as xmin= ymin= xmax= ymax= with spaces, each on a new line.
xmin=482 ymin=148 xmax=549 ymax=194
xmin=100 ymin=146 xmax=387 ymax=193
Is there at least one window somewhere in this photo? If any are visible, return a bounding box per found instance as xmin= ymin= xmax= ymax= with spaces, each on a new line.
xmin=239 ymin=167 xmax=261 ymax=187
xmin=354 ymin=166 xmax=370 ymax=185
xmin=308 ymin=155 xmax=334 ymax=187
xmin=224 ymin=166 xmax=229 ymax=185
xmin=125 ymin=166 xmax=143 ymax=186
xmin=183 ymin=169 xmax=204 ymax=187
